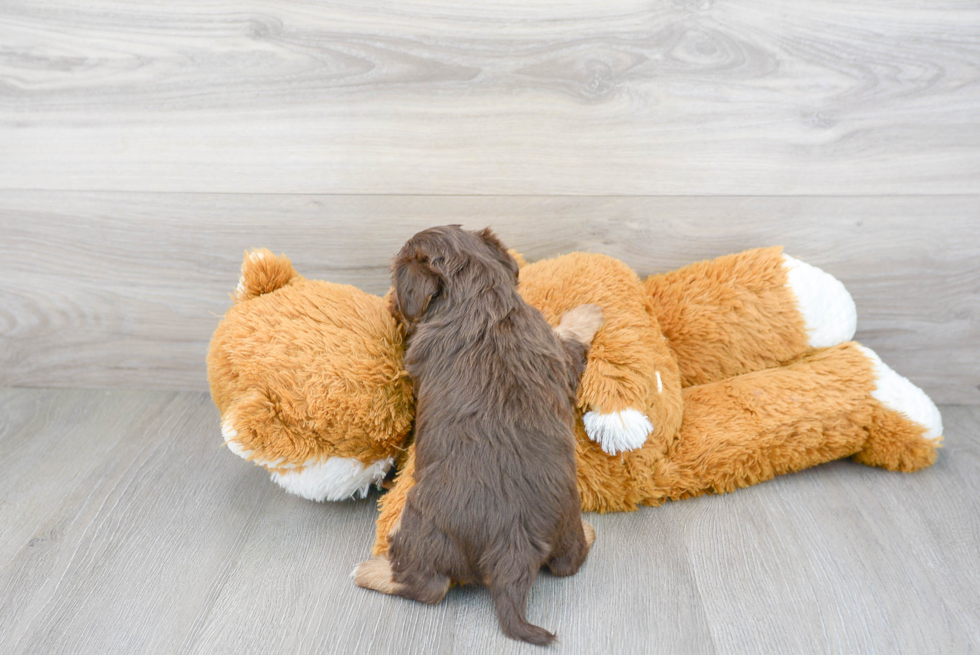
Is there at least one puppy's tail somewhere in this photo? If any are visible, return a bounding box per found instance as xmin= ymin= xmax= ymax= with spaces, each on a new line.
xmin=490 ymin=566 xmax=555 ymax=646
xmin=234 ymin=249 xmax=298 ymax=302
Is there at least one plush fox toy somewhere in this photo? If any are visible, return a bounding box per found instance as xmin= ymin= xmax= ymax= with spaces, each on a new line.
xmin=207 ymin=246 xmax=943 ymax=557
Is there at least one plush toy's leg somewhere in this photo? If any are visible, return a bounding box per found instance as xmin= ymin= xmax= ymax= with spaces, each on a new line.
xmin=851 ymin=346 xmax=943 ymax=471
xmin=647 ymin=342 xmax=942 ymax=504
xmin=643 ymin=247 xmax=857 ymax=387
xmin=372 ymin=445 xmax=416 ymax=556
xmin=519 ymin=253 xmax=685 ymax=457
xmin=221 ymin=391 xmax=393 ymax=503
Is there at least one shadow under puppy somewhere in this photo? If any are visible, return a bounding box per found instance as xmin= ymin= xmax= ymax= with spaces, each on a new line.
xmin=354 ymin=226 xmax=602 ymax=645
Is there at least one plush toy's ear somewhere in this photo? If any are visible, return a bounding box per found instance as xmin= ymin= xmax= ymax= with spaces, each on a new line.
xmin=477 ymin=227 xmax=520 ymax=283
xmin=391 ymin=253 xmax=443 ymax=328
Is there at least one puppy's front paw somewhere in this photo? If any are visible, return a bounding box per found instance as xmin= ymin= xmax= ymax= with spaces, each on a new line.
xmin=582 ymin=409 xmax=653 ymax=455
xmin=556 ymin=304 xmax=604 ymax=346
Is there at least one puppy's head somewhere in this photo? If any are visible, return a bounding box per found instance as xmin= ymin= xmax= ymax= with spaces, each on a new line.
xmin=390 ymin=226 xmax=519 ymax=329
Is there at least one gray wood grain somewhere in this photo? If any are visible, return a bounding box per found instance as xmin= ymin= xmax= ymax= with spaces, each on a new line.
xmin=1 ymin=191 xmax=978 ymax=403
xmin=1 ymin=388 xmax=978 ymax=654
xmin=1 ymin=0 xmax=979 ymax=195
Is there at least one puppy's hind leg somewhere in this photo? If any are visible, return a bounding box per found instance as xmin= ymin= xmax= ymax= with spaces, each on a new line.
xmin=384 ymin=505 xmax=456 ymax=604
xmin=353 ymin=556 xmax=404 ymax=596
xmin=547 ymin=519 xmax=594 ymax=578
xmin=394 ymin=569 xmax=451 ymax=605
xmin=353 ymin=555 xmax=451 ymax=605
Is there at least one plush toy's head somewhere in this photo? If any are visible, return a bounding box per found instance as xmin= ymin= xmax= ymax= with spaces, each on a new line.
xmin=207 ymin=250 xmax=415 ymax=501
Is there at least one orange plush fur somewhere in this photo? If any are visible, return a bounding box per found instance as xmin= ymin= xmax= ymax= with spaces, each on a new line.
xmin=209 ymin=251 xmax=414 ymax=478
xmin=207 ymin=246 xmax=943 ymax=556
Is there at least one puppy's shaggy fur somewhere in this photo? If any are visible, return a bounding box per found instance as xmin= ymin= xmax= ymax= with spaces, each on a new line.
xmin=354 ymin=226 xmax=601 ymax=645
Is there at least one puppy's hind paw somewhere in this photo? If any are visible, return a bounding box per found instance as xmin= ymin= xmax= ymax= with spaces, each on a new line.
xmin=556 ymin=304 xmax=604 ymax=346
xmin=582 ymin=521 xmax=596 ymax=548
xmin=353 ymin=557 xmax=403 ymax=595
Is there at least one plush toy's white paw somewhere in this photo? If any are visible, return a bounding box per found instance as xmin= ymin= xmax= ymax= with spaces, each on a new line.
xmin=857 ymin=345 xmax=943 ymax=443
xmin=582 ymin=409 xmax=653 ymax=455
xmin=783 ymin=255 xmax=857 ymax=348
xmin=270 ymin=457 xmax=394 ymax=502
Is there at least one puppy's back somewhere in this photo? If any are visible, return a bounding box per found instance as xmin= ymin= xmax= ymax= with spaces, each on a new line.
xmin=386 ymin=226 xmax=596 ymax=645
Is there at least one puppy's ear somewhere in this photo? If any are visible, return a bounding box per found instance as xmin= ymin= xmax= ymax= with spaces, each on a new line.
xmin=477 ymin=228 xmax=519 ymax=282
xmin=392 ymin=254 xmax=443 ymax=327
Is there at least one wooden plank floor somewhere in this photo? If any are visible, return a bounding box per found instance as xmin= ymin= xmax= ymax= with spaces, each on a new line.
xmin=1 ymin=387 xmax=977 ymax=654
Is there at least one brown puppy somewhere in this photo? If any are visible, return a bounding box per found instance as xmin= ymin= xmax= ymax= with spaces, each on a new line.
xmin=354 ymin=226 xmax=601 ymax=645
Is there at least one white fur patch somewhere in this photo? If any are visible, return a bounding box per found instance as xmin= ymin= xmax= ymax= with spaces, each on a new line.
xmin=655 ymin=371 xmax=663 ymax=393
xmin=222 ymin=416 xmax=312 ymax=469
xmin=222 ymin=417 xmax=284 ymax=465
xmin=582 ymin=409 xmax=653 ymax=455
xmin=857 ymin=345 xmax=943 ymax=442
xmin=783 ymin=255 xmax=857 ymax=348
xmin=222 ymin=414 xmax=392 ymax=499
xmin=221 ymin=416 xmax=253 ymax=458
xmin=270 ymin=456 xmax=394 ymax=502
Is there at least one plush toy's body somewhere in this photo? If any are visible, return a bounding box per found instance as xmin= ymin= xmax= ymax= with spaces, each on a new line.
xmin=208 ymin=246 xmax=943 ymax=557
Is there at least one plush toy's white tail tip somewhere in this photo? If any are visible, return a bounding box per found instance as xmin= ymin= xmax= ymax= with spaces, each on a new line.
xmin=783 ymin=255 xmax=857 ymax=348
